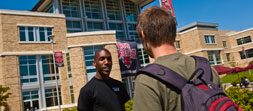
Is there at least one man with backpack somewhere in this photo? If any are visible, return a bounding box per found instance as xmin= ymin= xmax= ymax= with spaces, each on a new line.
xmin=133 ymin=6 xmax=227 ymax=111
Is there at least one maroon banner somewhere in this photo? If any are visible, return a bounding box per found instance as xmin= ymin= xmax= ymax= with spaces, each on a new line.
xmin=54 ymin=51 xmax=64 ymax=67
xmin=162 ymin=0 xmax=175 ymax=17
xmin=117 ymin=40 xmax=140 ymax=76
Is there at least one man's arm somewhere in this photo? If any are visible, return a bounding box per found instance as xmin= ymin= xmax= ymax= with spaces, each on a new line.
xmin=133 ymin=74 xmax=163 ymax=111
xmin=77 ymin=87 xmax=92 ymax=111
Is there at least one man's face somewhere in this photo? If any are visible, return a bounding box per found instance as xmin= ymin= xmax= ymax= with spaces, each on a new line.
xmin=93 ymin=50 xmax=112 ymax=77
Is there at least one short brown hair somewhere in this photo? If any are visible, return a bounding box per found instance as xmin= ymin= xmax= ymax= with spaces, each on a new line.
xmin=136 ymin=6 xmax=177 ymax=47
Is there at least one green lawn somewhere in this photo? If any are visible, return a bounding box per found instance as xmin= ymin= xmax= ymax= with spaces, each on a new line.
xmin=221 ymin=69 xmax=253 ymax=83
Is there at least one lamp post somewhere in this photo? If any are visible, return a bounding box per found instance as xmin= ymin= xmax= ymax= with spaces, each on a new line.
xmin=48 ymin=35 xmax=61 ymax=111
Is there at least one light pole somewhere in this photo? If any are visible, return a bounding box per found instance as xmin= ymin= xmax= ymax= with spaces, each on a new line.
xmin=48 ymin=35 xmax=61 ymax=111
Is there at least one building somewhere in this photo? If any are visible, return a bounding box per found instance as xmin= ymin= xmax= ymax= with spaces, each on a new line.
xmin=0 ymin=0 xmax=253 ymax=110
xmin=176 ymin=22 xmax=253 ymax=67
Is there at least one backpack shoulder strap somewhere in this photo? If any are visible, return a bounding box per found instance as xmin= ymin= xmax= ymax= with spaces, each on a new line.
xmin=191 ymin=56 xmax=213 ymax=81
xmin=137 ymin=64 xmax=188 ymax=90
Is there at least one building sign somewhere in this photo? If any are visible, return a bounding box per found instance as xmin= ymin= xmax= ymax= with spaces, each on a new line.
xmin=162 ymin=0 xmax=175 ymax=17
xmin=54 ymin=51 xmax=64 ymax=67
xmin=117 ymin=40 xmax=140 ymax=76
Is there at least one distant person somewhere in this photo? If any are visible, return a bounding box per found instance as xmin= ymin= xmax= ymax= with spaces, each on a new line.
xmin=77 ymin=48 xmax=129 ymax=111
xmin=244 ymin=76 xmax=250 ymax=88
xmin=133 ymin=6 xmax=222 ymax=111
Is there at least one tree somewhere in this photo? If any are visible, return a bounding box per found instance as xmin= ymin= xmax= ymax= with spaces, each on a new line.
xmin=0 ymin=85 xmax=11 ymax=111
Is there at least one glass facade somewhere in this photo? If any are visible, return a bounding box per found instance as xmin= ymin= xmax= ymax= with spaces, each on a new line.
xmin=19 ymin=55 xmax=61 ymax=110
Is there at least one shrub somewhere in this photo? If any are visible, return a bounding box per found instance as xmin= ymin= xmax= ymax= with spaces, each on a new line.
xmin=0 ymin=85 xmax=11 ymax=111
xmin=63 ymin=107 xmax=77 ymax=111
xmin=225 ymin=87 xmax=253 ymax=111
xmin=125 ymin=99 xmax=133 ymax=111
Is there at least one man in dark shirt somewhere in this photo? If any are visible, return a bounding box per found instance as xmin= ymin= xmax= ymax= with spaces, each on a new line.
xmin=78 ymin=48 xmax=129 ymax=111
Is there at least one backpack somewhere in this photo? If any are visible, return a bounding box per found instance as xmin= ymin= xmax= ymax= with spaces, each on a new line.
xmin=137 ymin=56 xmax=243 ymax=111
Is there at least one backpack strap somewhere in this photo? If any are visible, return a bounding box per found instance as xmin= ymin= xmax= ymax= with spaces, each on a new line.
xmin=191 ymin=56 xmax=213 ymax=81
xmin=137 ymin=64 xmax=188 ymax=90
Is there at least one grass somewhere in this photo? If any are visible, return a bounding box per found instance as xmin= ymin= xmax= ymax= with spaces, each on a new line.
xmin=221 ymin=69 xmax=253 ymax=83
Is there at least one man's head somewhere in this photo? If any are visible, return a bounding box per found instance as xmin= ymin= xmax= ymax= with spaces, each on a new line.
xmin=93 ymin=48 xmax=112 ymax=80
xmin=136 ymin=6 xmax=177 ymax=57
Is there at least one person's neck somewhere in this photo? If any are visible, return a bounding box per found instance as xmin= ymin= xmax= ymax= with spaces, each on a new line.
xmin=151 ymin=44 xmax=178 ymax=59
xmin=95 ymin=73 xmax=109 ymax=80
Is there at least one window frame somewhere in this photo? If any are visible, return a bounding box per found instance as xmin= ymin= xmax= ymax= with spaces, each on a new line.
xmin=204 ymin=35 xmax=216 ymax=44
xmin=19 ymin=26 xmax=53 ymax=42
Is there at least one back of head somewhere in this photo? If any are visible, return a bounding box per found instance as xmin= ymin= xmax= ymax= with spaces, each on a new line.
xmin=136 ymin=6 xmax=177 ymax=47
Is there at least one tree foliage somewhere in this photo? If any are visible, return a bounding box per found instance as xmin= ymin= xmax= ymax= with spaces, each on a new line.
xmin=0 ymin=85 xmax=11 ymax=111
xmin=225 ymin=87 xmax=253 ymax=111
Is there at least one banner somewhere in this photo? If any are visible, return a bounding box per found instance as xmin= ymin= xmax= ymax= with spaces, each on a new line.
xmin=117 ymin=40 xmax=140 ymax=76
xmin=162 ymin=0 xmax=175 ymax=17
xmin=54 ymin=51 xmax=64 ymax=67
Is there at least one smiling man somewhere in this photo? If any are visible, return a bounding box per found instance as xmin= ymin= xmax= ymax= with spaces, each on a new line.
xmin=77 ymin=48 xmax=129 ymax=111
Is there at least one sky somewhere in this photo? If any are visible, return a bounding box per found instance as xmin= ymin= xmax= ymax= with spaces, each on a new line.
xmin=0 ymin=0 xmax=253 ymax=31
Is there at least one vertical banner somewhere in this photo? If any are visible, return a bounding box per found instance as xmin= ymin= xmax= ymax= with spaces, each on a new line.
xmin=162 ymin=0 xmax=175 ymax=17
xmin=117 ymin=40 xmax=140 ymax=76
xmin=54 ymin=51 xmax=64 ymax=67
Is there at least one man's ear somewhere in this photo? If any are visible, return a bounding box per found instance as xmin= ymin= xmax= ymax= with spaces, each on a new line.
xmin=93 ymin=61 xmax=96 ymax=66
xmin=141 ymin=31 xmax=146 ymax=40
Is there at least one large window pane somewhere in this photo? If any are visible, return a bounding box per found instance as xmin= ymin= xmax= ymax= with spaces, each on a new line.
xmin=87 ymin=21 xmax=104 ymax=31
xmin=45 ymin=88 xmax=62 ymax=107
xmin=19 ymin=56 xmax=38 ymax=84
xmin=109 ymin=23 xmax=125 ymax=40
xmin=124 ymin=0 xmax=138 ymax=22
xmin=66 ymin=20 xmax=82 ymax=33
xmin=84 ymin=0 xmax=103 ymax=19
xmin=106 ymin=0 xmax=121 ymax=20
xmin=28 ymin=27 xmax=34 ymax=41
xmin=62 ymin=0 xmax=80 ymax=18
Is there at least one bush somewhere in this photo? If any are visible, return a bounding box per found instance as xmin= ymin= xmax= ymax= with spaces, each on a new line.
xmin=225 ymin=87 xmax=253 ymax=111
xmin=231 ymin=79 xmax=240 ymax=86
xmin=125 ymin=99 xmax=133 ymax=111
xmin=63 ymin=107 xmax=77 ymax=111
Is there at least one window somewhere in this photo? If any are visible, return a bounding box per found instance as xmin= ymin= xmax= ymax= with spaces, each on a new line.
xmin=19 ymin=26 xmax=52 ymax=42
xmin=20 ymin=55 xmax=61 ymax=110
xmin=237 ymin=36 xmax=251 ymax=45
xmin=106 ymin=0 xmax=122 ymax=20
xmin=62 ymin=0 xmax=80 ymax=18
xmin=109 ymin=23 xmax=125 ymax=40
xmin=19 ymin=56 xmax=38 ymax=84
xmin=175 ymin=40 xmax=181 ymax=49
xmin=124 ymin=0 xmax=138 ymax=22
xmin=138 ymin=47 xmax=150 ymax=67
xmin=70 ymin=86 xmax=75 ymax=103
xmin=204 ymin=35 xmax=215 ymax=44
xmin=87 ymin=21 xmax=104 ymax=31
xmin=45 ymin=88 xmax=62 ymax=107
xmin=207 ymin=51 xmax=221 ymax=65
xmin=226 ymin=53 xmax=230 ymax=61
xmin=128 ymin=24 xmax=140 ymax=42
xmin=222 ymin=41 xmax=227 ymax=48
xmin=84 ymin=0 xmax=103 ymax=19
xmin=42 ymin=55 xmax=59 ymax=81
xmin=66 ymin=20 xmax=82 ymax=33
xmin=239 ymin=48 xmax=253 ymax=59
xmin=22 ymin=90 xmax=39 ymax=111
xmin=83 ymin=46 xmax=104 ymax=81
